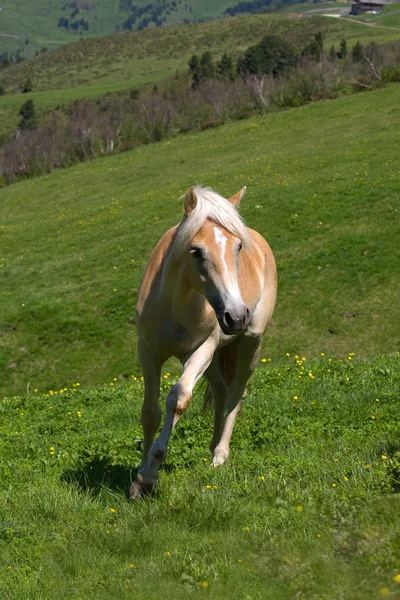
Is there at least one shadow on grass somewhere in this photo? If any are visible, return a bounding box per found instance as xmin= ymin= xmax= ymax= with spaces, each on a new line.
xmin=62 ymin=458 xmax=137 ymax=497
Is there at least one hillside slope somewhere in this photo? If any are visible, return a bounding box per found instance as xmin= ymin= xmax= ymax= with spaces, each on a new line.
xmin=0 ymin=84 xmax=399 ymax=396
xmin=1 ymin=12 xmax=399 ymax=94
xmin=0 ymin=0 xmax=291 ymax=57
xmin=1 ymin=354 xmax=399 ymax=598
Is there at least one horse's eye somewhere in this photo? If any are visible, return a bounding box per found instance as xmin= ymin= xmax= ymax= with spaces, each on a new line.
xmin=238 ymin=242 xmax=243 ymax=252
xmin=190 ymin=247 xmax=203 ymax=260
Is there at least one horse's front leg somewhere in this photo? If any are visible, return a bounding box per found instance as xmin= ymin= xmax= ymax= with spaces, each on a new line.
xmin=212 ymin=335 xmax=262 ymax=467
xmin=130 ymin=334 xmax=218 ymax=498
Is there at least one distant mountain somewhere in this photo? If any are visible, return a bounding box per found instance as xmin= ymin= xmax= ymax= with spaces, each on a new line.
xmin=0 ymin=0 xmax=305 ymax=59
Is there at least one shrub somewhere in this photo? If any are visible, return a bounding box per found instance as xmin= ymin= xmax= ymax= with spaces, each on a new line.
xmin=19 ymin=99 xmax=37 ymax=130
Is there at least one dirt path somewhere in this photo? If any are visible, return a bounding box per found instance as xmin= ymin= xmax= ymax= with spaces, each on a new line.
xmin=0 ymin=32 xmax=65 ymax=44
xmin=322 ymin=14 xmax=400 ymax=31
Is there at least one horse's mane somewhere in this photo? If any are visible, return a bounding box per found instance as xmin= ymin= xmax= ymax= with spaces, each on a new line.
xmin=173 ymin=186 xmax=250 ymax=258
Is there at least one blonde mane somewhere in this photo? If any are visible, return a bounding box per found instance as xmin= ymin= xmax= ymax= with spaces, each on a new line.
xmin=174 ymin=186 xmax=250 ymax=257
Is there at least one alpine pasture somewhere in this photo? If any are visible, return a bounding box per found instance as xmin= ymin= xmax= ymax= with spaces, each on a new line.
xmin=0 ymin=82 xmax=400 ymax=597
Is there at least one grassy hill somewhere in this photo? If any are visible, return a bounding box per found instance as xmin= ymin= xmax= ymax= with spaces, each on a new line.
xmin=0 ymin=0 xmax=252 ymax=57
xmin=0 ymin=353 xmax=399 ymax=597
xmin=0 ymin=84 xmax=399 ymax=398
xmin=4 ymin=13 xmax=398 ymax=94
xmin=0 ymin=0 xmax=299 ymax=58
xmin=1 ymin=10 xmax=399 ymax=143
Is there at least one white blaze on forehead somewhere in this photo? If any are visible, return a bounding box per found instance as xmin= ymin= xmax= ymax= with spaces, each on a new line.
xmin=213 ymin=226 xmax=242 ymax=302
xmin=213 ymin=226 xmax=227 ymax=257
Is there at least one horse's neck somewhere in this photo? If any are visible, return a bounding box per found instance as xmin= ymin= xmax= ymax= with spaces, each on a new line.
xmin=160 ymin=251 xmax=190 ymax=299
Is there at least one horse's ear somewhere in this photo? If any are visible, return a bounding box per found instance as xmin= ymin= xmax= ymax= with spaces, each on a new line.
xmin=184 ymin=187 xmax=198 ymax=215
xmin=228 ymin=186 xmax=246 ymax=207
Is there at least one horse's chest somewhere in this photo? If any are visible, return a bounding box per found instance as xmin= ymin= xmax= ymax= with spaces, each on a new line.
xmin=145 ymin=317 xmax=213 ymax=359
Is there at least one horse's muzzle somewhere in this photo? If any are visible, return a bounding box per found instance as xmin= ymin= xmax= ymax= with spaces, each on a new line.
xmin=219 ymin=306 xmax=251 ymax=335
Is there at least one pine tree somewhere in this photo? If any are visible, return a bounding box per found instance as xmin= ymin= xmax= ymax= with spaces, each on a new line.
xmin=188 ymin=54 xmax=201 ymax=88
xmin=315 ymin=32 xmax=324 ymax=54
xmin=199 ymin=51 xmax=215 ymax=79
xmin=352 ymin=41 xmax=364 ymax=62
xmin=339 ymin=38 xmax=347 ymax=59
xmin=218 ymin=53 xmax=235 ymax=80
xmin=21 ymin=77 xmax=33 ymax=93
xmin=19 ymin=99 xmax=37 ymax=130
xmin=329 ymin=45 xmax=336 ymax=60
xmin=0 ymin=82 xmax=5 ymax=96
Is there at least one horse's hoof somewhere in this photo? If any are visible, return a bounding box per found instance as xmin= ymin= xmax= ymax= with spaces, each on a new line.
xmin=212 ymin=447 xmax=229 ymax=468
xmin=129 ymin=478 xmax=154 ymax=500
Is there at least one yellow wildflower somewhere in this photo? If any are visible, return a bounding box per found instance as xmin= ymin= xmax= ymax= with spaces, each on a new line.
xmin=379 ymin=588 xmax=390 ymax=597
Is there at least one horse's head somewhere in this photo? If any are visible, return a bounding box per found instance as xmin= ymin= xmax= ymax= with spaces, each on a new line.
xmin=183 ymin=187 xmax=251 ymax=335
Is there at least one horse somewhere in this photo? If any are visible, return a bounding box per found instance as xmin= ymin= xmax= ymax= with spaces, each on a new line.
xmin=129 ymin=185 xmax=277 ymax=499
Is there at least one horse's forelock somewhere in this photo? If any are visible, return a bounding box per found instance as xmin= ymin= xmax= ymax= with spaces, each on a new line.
xmin=174 ymin=187 xmax=250 ymax=258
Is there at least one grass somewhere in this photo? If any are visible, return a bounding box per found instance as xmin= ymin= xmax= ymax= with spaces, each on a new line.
xmin=0 ymin=81 xmax=152 ymax=143
xmin=0 ymin=84 xmax=399 ymax=398
xmin=0 ymin=0 xmax=258 ymax=58
xmin=0 ymin=353 xmax=399 ymax=598
xmin=2 ymin=13 xmax=400 ymax=94
xmin=0 ymin=10 xmax=399 ymax=146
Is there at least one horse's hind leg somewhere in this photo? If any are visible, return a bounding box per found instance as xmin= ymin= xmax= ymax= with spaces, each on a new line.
xmin=129 ymin=337 xmax=163 ymax=499
xmin=212 ymin=335 xmax=262 ymax=468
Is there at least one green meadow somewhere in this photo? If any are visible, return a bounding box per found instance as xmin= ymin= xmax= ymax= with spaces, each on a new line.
xmin=0 ymin=0 xmax=273 ymax=57
xmin=2 ymin=12 xmax=399 ymax=94
xmin=0 ymin=353 xmax=399 ymax=598
xmin=0 ymin=84 xmax=399 ymax=398
xmin=0 ymin=37 xmax=400 ymax=600
xmin=1 ymin=11 xmax=400 ymax=142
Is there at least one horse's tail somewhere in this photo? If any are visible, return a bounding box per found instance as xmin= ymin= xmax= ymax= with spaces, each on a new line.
xmin=202 ymin=343 xmax=237 ymax=411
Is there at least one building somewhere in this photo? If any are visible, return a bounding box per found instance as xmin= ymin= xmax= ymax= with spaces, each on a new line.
xmin=351 ymin=0 xmax=385 ymax=14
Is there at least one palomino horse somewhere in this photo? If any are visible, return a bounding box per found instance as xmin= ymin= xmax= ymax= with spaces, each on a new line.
xmin=129 ymin=186 xmax=277 ymax=499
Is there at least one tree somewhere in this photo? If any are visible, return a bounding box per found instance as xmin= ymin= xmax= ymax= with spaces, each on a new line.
xmin=1 ymin=52 xmax=10 ymax=68
xmin=19 ymin=99 xmax=37 ymax=130
xmin=352 ymin=41 xmax=364 ymax=62
xmin=238 ymin=35 xmax=297 ymax=77
xmin=329 ymin=45 xmax=336 ymax=60
xmin=218 ymin=53 xmax=235 ymax=80
xmin=199 ymin=51 xmax=215 ymax=79
xmin=339 ymin=38 xmax=348 ymax=59
xmin=302 ymin=32 xmax=324 ymax=61
xmin=188 ymin=54 xmax=201 ymax=88
xmin=21 ymin=77 xmax=33 ymax=93
xmin=188 ymin=52 xmax=216 ymax=87
xmin=0 ymin=82 xmax=5 ymax=96
xmin=315 ymin=32 xmax=324 ymax=54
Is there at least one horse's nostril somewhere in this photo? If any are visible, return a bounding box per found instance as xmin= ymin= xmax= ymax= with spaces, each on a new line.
xmin=224 ymin=312 xmax=235 ymax=329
